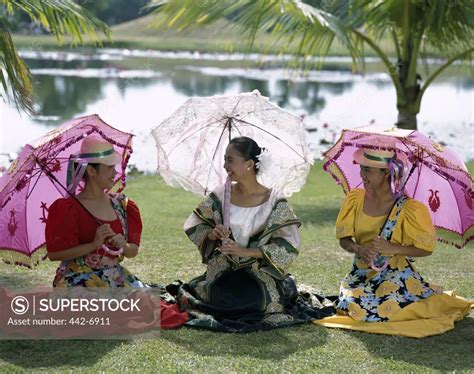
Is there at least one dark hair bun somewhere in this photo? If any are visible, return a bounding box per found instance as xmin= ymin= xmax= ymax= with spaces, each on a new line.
xmin=228 ymin=137 xmax=262 ymax=174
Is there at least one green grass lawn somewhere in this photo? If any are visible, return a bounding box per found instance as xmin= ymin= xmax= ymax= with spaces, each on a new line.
xmin=0 ymin=162 xmax=473 ymax=372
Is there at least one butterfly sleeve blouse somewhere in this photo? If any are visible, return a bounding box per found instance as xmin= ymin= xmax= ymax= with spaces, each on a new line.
xmin=335 ymin=189 xmax=436 ymax=252
xmin=45 ymin=197 xmax=142 ymax=258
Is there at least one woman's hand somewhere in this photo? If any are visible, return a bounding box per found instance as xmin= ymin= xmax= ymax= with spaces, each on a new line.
xmin=49 ymin=225 xmax=115 ymax=262
xmin=371 ymin=236 xmax=394 ymax=255
xmin=208 ymin=224 xmax=231 ymax=241
xmin=108 ymin=234 xmax=127 ymax=249
xmin=355 ymin=243 xmax=379 ymax=264
xmin=219 ymin=239 xmax=248 ymax=257
xmin=372 ymin=237 xmax=432 ymax=258
xmin=92 ymin=224 xmax=115 ymax=248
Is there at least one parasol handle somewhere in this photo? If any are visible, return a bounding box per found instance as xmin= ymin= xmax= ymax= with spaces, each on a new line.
xmin=223 ymin=176 xmax=231 ymax=230
xmin=370 ymin=257 xmax=389 ymax=272
xmin=101 ymin=244 xmax=124 ymax=257
xmin=221 ymin=176 xmax=237 ymax=262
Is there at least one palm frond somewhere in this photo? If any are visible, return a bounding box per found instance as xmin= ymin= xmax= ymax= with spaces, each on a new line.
xmin=2 ymin=0 xmax=110 ymax=44
xmin=151 ymin=0 xmax=360 ymax=63
xmin=0 ymin=17 xmax=33 ymax=114
xmin=420 ymin=0 xmax=474 ymax=54
xmin=0 ymin=0 xmax=111 ymax=115
xmin=353 ymin=0 xmax=474 ymax=57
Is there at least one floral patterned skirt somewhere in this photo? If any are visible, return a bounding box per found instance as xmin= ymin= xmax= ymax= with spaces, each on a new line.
xmin=51 ymin=256 xmax=190 ymax=329
xmin=335 ymin=254 xmax=435 ymax=322
xmin=53 ymin=255 xmax=147 ymax=288
xmin=314 ymin=254 xmax=473 ymax=337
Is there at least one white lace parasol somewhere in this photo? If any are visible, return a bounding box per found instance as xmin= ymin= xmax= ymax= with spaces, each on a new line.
xmin=152 ymin=90 xmax=313 ymax=196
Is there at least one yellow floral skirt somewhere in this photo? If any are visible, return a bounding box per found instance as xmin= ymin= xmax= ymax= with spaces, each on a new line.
xmin=314 ymin=292 xmax=473 ymax=338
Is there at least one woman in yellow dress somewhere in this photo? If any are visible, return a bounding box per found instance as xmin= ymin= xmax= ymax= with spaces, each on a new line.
xmin=315 ymin=148 xmax=472 ymax=338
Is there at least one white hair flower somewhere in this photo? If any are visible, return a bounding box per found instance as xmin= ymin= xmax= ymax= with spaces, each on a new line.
xmin=255 ymin=148 xmax=271 ymax=176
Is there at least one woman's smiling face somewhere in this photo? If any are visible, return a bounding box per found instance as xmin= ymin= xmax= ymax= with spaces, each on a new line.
xmin=223 ymin=145 xmax=253 ymax=182
xmin=86 ymin=163 xmax=117 ymax=189
xmin=360 ymin=165 xmax=389 ymax=190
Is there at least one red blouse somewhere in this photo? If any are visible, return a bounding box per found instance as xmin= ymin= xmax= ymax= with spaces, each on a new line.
xmin=45 ymin=197 xmax=142 ymax=258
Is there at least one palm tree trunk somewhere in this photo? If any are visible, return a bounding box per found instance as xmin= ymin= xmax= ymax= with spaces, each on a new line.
xmin=396 ymin=108 xmax=417 ymax=130
xmin=396 ymin=78 xmax=420 ymax=130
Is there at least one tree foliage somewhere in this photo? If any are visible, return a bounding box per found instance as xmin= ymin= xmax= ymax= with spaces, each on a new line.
xmin=0 ymin=0 xmax=110 ymax=113
xmin=151 ymin=0 xmax=474 ymax=129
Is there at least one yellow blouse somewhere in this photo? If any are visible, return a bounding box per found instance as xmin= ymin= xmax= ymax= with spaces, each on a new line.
xmin=336 ymin=189 xmax=436 ymax=252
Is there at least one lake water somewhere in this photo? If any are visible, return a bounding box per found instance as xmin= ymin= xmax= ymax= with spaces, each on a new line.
xmin=0 ymin=48 xmax=472 ymax=172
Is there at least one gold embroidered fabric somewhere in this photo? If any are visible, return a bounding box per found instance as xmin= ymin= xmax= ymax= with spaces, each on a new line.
xmin=266 ymin=200 xmax=299 ymax=229
xmin=206 ymin=255 xmax=231 ymax=283
xmin=251 ymin=263 xmax=283 ymax=313
xmin=188 ymin=224 xmax=211 ymax=248
xmin=261 ymin=243 xmax=297 ymax=273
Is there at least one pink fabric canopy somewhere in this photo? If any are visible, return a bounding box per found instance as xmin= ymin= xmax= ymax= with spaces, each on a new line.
xmin=323 ymin=126 xmax=473 ymax=248
xmin=0 ymin=115 xmax=133 ymax=267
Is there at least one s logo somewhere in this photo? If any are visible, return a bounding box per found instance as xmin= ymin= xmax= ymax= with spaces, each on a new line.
xmin=11 ymin=296 xmax=29 ymax=315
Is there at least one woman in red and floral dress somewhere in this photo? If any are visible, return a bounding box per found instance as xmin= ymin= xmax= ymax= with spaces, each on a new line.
xmin=45 ymin=134 xmax=187 ymax=328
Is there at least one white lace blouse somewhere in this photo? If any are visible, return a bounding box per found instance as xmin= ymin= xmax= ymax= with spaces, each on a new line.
xmin=183 ymin=185 xmax=300 ymax=250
